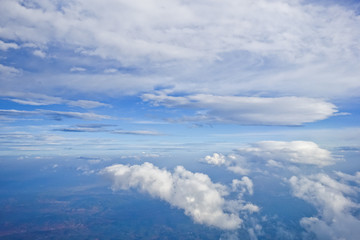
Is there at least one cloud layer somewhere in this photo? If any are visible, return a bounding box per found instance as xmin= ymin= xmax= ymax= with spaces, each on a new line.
xmin=102 ymin=162 xmax=249 ymax=230
xmin=1 ymin=0 xmax=360 ymax=99
xmin=1 ymin=0 xmax=359 ymax=64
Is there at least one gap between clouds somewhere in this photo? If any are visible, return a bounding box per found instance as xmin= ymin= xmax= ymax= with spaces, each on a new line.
xmin=142 ymin=93 xmax=338 ymax=125
xmin=101 ymin=162 xmax=257 ymax=230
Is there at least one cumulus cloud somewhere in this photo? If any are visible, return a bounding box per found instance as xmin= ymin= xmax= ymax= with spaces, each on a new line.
xmin=235 ymin=141 xmax=337 ymax=167
xmin=202 ymin=141 xmax=337 ymax=176
xmin=142 ymin=93 xmax=337 ymax=125
xmin=102 ymin=162 xmax=246 ymax=230
xmin=289 ymin=173 xmax=360 ymax=240
xmin=203 ymin=152 xmax=250 ymax=175
xmin=203 ymin=153 xmax=226 ymax=165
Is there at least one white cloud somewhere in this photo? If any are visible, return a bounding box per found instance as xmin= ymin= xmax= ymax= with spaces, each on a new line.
xmin=102 ymin=162 xmax=243 ymax=230
xmin=112 ymin=130 xmax=162 ymax=136
xmin=289 ymin=173 xmax=360 ymax=240
xmin=235 ymin=141 xmax=337 ymax=167
xmin=202 ymin=141 xmax=337 ymax=176
xmin=335 ymin=171 xmax=360 ymax=185
xmin=0 ymin=40 xmax=19 ymax=51
xmin=203 ymin=152 xmax=250 ymax=175
xmin=143 ymin=93 xmax=337 ymax=125
xmin=104 ymin=68 xmax=118 ymax=74
xmin=1 ymin=0 xmax=359 ymax=64
xmin=203 ymin=153 xmax=226 ymax=165
xmin=0 ymin=64 xmax=21 ymax=76
xmin=232 ymin=177 xmax=254 ymax=196
xmin=226 ymin=165 xmax=250 ymax=175
xmin=32 ymin=49 xmax=46 ymax=58
xmin=67 ymin=99 xmax=110 ymax=109
xmin=70 ymin=67 xmax=86 ymax=72
xmin=0 ymin=91 xmax=63 ymax=105
xmin=266 ymin=159 xmax=283 ymax=168
xmin=1 ymin=0 xmax=360 ymax=100
xmin=0 ymin=109 xmax=111 ymax=121
xmin=0 ymin=91 xmax=110 ymax=109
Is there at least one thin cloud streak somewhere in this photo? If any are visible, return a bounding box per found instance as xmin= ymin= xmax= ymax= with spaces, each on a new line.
xmin=0 ymin=109 xmax=111 ymax=121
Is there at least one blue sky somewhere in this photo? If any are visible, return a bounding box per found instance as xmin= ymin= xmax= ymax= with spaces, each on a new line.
xmin=1 ymin=0 xmax=360 ymax=239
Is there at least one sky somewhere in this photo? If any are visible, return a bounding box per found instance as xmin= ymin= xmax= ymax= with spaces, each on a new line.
xmin=1 ymin=0 xmax=360 ymax=239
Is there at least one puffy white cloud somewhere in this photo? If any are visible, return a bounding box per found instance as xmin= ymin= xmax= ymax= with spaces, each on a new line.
xmin=235 ymin=141 xmax=337 ymax=167
xmin=102 ymin=162 xmax=244 ymax=230
xmin=143 ymin=93 xmax=337 ymax=125
xmin=289 ymin=173 xmax=360 ymax=240
xmin=203 ymin=153 xmax=226 ymax=165
xmin=203 ymin=152 xmax=250 ymax=175
xmin=202 ymin=141 xmax=337 ymax=175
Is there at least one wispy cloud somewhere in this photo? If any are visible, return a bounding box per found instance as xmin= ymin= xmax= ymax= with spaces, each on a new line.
xmin=0 ymin=91 xmax=110 ymax=109
xmin=70 ymin=67 xmax=86 ymax=72
xmin=0 ymin=64 xmax=21 ymax=76
xmin=112 ymin=130 xmax=163 ymax=136
xmin=53 ymin=124 xmax=163 ymax=136
xmin=0 ymin=109 xmax=111 ymax=121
